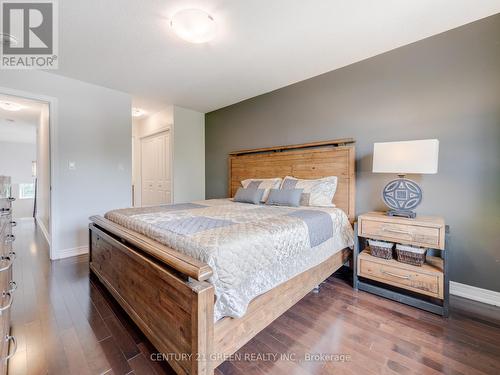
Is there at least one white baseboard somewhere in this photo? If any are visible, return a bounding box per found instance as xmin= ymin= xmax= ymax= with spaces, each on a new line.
xmin=54 ymin=245 xmax=89 ymax=260
xmin=35 ymin=216 xmax=51 ymax=246
xmin=450 ymin=281 xmax=500 ymax=307
xmin=14 ymin=217 xmax=35 ymax=222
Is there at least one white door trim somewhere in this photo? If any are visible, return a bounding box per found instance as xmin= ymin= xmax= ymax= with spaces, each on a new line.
xmin=139 ymin=126 xmax=171 ymax=139
xmin=0 ymin=86 xmax=58 ymax=260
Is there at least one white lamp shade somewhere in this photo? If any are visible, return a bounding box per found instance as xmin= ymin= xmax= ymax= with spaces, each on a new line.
xmin=372 ymin=139 xmax=439 ymax=174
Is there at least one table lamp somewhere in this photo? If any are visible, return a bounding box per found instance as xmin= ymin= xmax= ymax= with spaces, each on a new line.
xmin=372 ymin=139 xmax=439 ymax=218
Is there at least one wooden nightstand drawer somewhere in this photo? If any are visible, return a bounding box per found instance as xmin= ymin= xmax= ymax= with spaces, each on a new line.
xmin=359 ymin=212 xmax=445 ymax=249
xmin=358 ymin=250 xmax=444 ymax=299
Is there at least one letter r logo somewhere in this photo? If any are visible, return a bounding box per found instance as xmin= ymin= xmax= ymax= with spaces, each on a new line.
xmin=2 ymin=1 xmax=53 ymax=54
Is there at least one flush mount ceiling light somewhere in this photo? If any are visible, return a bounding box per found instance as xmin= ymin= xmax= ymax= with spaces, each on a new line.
xmin=0 ymin=101 xmax=22 ymax=111
xmin=131 ymin=107 xmax=146 ymax=117
xmin=170 ymin=9 xmax=217 ymax=44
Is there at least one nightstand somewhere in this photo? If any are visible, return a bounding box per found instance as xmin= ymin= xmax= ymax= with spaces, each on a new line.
xmin=353 ymin=212 xmax=449 ymax=317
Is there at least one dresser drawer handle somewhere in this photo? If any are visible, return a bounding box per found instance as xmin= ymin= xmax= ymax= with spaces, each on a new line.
xmin=0 ymin=210 xmax=10 ymax=217
xmin=7 ymin=251 xmax=16 ymax=260
xmin=0 ymin=257 xmax=13 ymax=272
xmin=4 ymin=281 xmax=16 ymax=295
xmin=0 ymin=292 xmax=13 ymax=314
xmin=10 ymin=221 xmax=17 ymax=227
xmin=4 ymin=234 xmax=15 ymax=244
xmin=381 ymin=270 xmax=411 ymax=280
xmin=2 ymin=335 xmax=17 ymax=361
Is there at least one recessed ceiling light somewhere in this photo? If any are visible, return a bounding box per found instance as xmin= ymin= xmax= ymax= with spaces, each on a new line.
xmin=170 ymin=9 xmax=217 ymax=44
xmin=132 ymin=107 xmax=146 ymax=117
xmin=0 ymin=101 xmax=22 ymax=111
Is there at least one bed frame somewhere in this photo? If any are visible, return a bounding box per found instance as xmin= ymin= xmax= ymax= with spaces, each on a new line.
xmin=89 ymin=138 xmax=356 ymax=375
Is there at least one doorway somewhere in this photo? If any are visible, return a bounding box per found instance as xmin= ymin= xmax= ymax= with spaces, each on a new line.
xmin=0 ymin=93 xmax=52 ymax=252
xmin=140 ymin=130 xmax=171 ymax=206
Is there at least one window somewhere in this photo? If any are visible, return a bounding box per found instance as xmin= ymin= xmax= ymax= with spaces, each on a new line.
xmin=19 ymin=183 xmax=35 ymax=199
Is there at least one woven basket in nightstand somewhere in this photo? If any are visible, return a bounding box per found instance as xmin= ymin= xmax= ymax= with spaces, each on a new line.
xmin=395 ymin=244 xmax=427 ymax=266
xmin=367 ymin=239 xmax=394 ymax=260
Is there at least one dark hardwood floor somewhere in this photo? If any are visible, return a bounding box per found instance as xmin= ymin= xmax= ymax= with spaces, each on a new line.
xmin=7 ymin=220 xmax=500 ymax=375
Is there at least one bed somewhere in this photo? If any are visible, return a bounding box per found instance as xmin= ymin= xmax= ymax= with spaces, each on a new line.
xmin=89 ymin=138 xmax=356 ymax=375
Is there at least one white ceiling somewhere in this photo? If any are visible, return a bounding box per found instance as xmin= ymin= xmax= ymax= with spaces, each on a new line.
xmin=0 ymin=95 xmax=46 ymax=144
xmin=53 ymin=0 xmax=500 ymax=114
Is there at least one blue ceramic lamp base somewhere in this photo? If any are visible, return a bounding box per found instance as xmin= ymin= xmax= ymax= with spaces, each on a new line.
xmin=382 ymin=176 xmax=422 ymax=219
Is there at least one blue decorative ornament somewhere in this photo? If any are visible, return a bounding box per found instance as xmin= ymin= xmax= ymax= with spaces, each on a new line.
xmin=382 ymin=178 xmax=422 ymax=218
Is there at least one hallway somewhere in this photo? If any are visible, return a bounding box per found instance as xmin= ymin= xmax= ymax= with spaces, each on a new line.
xmin=8 ymin=220 xmax=175 ymax=375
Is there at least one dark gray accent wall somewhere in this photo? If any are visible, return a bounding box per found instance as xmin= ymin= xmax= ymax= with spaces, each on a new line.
xmin=205 ymin=15 xmax=500 ymax=292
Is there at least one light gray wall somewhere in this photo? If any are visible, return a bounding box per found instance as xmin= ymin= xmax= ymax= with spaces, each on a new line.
xmin=0 ymin=70 xmax=132 ymax=258
xmin=0 ymin=141 xmax=36 ymax=218
xmin=173 ymin=106 xmax=205 ymax=204
xmin=206 ymin=15 xmax=500 ymax=291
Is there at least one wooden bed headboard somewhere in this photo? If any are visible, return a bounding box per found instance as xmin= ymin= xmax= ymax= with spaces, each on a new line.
xmin=228 ymin=138 xmax=356 ymax=222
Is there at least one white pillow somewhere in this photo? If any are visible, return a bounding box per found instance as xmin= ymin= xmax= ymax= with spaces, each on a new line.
xmin=281 ymin=176 xmax=337 ymax=207
xmin=241 ymin=178 xmax=282 ymax=202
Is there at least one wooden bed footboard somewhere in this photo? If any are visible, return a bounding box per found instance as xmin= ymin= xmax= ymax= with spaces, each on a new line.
xmin=89 ymin=218 xmax=351 ymax=375
xmin=89 ymin=222 xmax=215 ymax=375
xmin=212 ymin=247 xmax=351 ymax=368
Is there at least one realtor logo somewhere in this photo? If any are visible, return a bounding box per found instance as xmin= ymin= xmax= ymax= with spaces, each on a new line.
xmin=1 ymin=0 xmax=58 ymax=69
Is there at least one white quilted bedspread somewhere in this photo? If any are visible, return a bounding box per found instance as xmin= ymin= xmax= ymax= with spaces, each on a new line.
xmin=105 ymin=199 xmax=354 ymax=320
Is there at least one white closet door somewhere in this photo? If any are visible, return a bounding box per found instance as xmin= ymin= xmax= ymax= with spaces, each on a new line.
xmin=141 ymin=131 xmax=171 ymax=206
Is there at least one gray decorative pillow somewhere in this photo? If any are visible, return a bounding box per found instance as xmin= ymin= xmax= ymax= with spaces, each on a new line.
xmin=234 ymin=188 xmax=265 ymax=205
xmin=241 ymin=178 xmax=282 ymax=202
xmin=265 ymin=188 xmax=303 ymax=207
